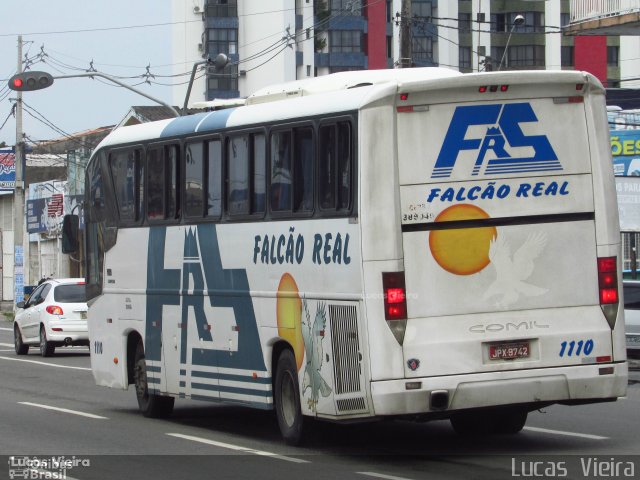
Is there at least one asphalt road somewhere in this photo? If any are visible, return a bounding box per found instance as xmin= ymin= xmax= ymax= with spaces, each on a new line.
xmin=1 ymin=319 xmax=638 ymax=480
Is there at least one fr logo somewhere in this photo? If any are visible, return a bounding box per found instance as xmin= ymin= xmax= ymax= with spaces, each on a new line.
xmin=432 ymin=103 xmax=560 ymax=178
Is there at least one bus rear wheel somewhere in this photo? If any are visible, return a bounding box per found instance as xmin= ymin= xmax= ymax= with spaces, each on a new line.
xmin=275 ymin=349 xmax=304 ymax=445
xmin=133 ymin=341 xmax=174 ymax=418
xmin=450 ymin=408 xmax=527 ymax=435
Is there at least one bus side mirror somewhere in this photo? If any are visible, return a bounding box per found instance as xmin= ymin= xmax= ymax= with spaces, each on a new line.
xmin=62 ymin=214 xmax=79 ymax=254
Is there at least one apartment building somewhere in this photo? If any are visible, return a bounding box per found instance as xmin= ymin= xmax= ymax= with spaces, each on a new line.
xmin=171 ymin=0 xmax=640 ymax=104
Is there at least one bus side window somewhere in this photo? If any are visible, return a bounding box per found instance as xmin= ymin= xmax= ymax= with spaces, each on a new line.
xmin=166 ymin=145 xmax=180 ymax=220
xmin=293 ymin=127 xmax=313 ymax=213
xmin=147 ymin=148 xmax=165 ymax=220
xmin=227 ymin=135 xmax=250 ymax=215
xmin=207 ymin=139 xmax=222 ymax=218
xmin=185 ymin=141 xmax=205 ymax=218
xmin=108 ymin=148 xmax=142 ymax=224
xmin=318 ymin=122 xmax=352 ymax=213
xmin=252 ymin=133 xmax=266 ymax=214
xmin=270 ymin=131 xmax=292 ymax=212
xmin=337 ymin=121 xmax=352 ymax=211
xmin=318 ymin=125 xmax=336 ymax=210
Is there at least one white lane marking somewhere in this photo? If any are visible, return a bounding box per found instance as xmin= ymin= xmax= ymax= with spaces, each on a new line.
xmin=0 ymin=356 xmax=91 ymax=371
xmin=524 ymin=426 xmax=608 ymax=440
xmin=357 ymin=472 xmax=415 ymax=480
xmin=19 ymin=401 xmax=108 ymax=419
xmin=0 ymin=342 xmax=15 ymax=347
xmin=0 ymin=349 xmax=16 ymax=352
xmin=0 ymin=327 xmax=14 ymax=331
xmin=166 ymin=433 xmax=309 ymax=464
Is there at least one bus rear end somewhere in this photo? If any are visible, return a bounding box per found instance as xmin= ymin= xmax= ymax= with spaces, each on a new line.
xmin=368 ymin=71 xmax=627 ymax=430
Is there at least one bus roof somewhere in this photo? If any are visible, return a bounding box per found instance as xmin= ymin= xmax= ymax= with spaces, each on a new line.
xmin=95 ymin=68 xmax=602 ymax=151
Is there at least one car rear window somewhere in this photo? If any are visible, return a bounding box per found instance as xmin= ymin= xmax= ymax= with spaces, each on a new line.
xmin=623 ymin=283 xmax=640 ymax=310
xmin=54 ymin=284 xmax=86 ymax=303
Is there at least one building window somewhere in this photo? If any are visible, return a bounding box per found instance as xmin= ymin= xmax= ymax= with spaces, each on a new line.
xmin=608 ymin=46 xmax=620 ymax=67
xmin=329 ymin=30 xmax=362 ymax=53
xmin=208 ymin=64 xmax=238 ymax=91
xmin=331 ymin=0 xmax=361 ymax=16
xmin=491 ymin=12 xmax=545 ymax=33
xmin=412 ymin=0 xmax=432 ymax=19
xmin=561 ymin=46 xmax=574 ymax=67
xmin=459 ymin=46 xmax=472 ymax=70
xmin=412 ymin=36 xmax=433 ymax=62
xmin=206 ymin=0 xmax=237 ymax=18
xmin=491 ymin=45 xmax=545 ymax=68
xmin=387 ymin=36 xmax=393 ymax=59
xmin=459 ymin=12 xmax=472 ymax=32
xmin=207 ymin=28 xmax=237 ymax=56
xmin=560 ymin=13 xmax=570 ymax=27
xmin=386 ymin=1 xmax=392 ymax=23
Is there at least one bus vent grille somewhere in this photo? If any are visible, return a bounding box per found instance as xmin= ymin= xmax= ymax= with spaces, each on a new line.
xmin=337 ymin=397 xmax=366 ymax=412
xmin=329 ymin=304 xmax=362 ymax=395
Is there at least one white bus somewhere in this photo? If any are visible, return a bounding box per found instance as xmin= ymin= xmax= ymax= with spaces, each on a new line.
xmin=70 ymin=68 xmax=628 ymax=444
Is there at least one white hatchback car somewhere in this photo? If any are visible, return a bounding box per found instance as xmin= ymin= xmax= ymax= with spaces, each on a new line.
xmin=623 ymin=280 xmax=640 ymax=357
xmin=14 ymin=278 xmax=89 ymax=357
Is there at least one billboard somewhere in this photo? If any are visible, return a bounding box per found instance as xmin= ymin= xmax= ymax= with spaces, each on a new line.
xmin=616 ymin=177 xmax=640 ymax=232
xmin=0 ymin=148 xmax=16 ymax=193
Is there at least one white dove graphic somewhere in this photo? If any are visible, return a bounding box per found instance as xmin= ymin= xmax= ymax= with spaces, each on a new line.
xmin=482 ymin=231 xmax=549 ymax=308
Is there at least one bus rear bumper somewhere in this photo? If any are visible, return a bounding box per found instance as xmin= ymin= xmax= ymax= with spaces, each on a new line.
xmin=370 ymin=362 xmax=628 ymax=416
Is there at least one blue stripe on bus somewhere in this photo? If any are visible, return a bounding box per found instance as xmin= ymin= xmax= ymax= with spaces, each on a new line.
xmin=147 ymin=377 xmax=161 ymax=384
xmin=160 ymin=108 xmax=235 ymax=138
xmin=191 ymin=382 xmax=271 ymax=398
xmin=190 ymin=370 xmax=272 ymax=385
xmin=147 ymin=365 xmax=161 ymax=373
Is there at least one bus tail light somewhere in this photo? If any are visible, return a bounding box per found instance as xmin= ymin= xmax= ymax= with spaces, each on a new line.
xmin=598 ymin=256 xmax=619 ymax=329
xmin=382 ymin=272 xmax=407 ymax=344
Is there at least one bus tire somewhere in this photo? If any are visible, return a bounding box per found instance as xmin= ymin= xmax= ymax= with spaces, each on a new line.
xmin=275 ymin=349 xmax=304 ymax=446
xmin=450 ymin=408 xmax=527 ymax=435
xmin=14 ymin=325 xmax=28 ymax=355
xmin=40 ymin=326 xmax=55 ymax=357
xmin=133 ymin=341 xmax=174 ymax=418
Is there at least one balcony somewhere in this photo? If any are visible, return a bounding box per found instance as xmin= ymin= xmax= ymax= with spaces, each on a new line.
xmin=566 ymin=0 xmax=640 ymax=35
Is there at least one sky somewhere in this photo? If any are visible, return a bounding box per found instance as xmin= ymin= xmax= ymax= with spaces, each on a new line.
xmin=0 ymin=1 xmax=179 ymax=147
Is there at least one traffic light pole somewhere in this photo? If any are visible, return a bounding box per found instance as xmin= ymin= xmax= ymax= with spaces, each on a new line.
xmin=53 ymin=72 xmax=180 ymax=117
xmin=14 ymin=35 xmax=26 ymax=307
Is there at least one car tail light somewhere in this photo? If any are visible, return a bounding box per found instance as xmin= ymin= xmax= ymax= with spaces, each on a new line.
xmin=597 ymin=256 xmax=619 ymax=329
xmin=382 ymin=272 xmax=408 ymax=344
xmin=46 ymin=305 xmax=64 ymax=315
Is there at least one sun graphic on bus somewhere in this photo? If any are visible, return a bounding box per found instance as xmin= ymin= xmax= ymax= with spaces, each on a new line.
xmin=429 ymin=204 xmax=497 ymax=275
xmin=276 ymin=273 xmax=305 ymax=371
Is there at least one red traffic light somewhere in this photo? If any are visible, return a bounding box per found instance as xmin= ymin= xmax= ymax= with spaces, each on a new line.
xmin=8 ymin=71 xmax=54 ymax=91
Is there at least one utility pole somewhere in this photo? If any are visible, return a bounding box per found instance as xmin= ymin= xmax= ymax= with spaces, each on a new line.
xmin=398 ymin=0 xmax=412 ymax=68
xmin=14 ymin=35 xmax=25 ymax=306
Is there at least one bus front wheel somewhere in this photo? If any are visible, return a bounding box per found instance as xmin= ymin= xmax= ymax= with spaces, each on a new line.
xmin=133 ymin=341 xmax=175 ymax=418
xmin=275 ymin=349 xmax=304 ymax=445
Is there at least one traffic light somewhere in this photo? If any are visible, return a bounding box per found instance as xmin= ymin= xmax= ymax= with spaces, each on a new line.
xmin=8 ymin=71 xmax=54 ymax=91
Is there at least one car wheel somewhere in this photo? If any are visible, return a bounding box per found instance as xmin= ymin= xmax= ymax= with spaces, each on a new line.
xmin=133 ymin=341 xmax=174 ymax=418
xmin=450 ymin=408 xmax=527 ymax=435
xmin=14 ymin=325 xmax=28 ymax=355
xmin=39 ymin=326 xmax=55 ymax=357
xmin=275 ymin=349 xmax=304 ymax=445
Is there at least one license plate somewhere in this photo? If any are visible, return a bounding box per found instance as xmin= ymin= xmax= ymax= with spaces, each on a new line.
xmin=80 ymin=312 xmax=87 ymax=320
xmin=489 ymin=341 xmax=530 ymax=360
